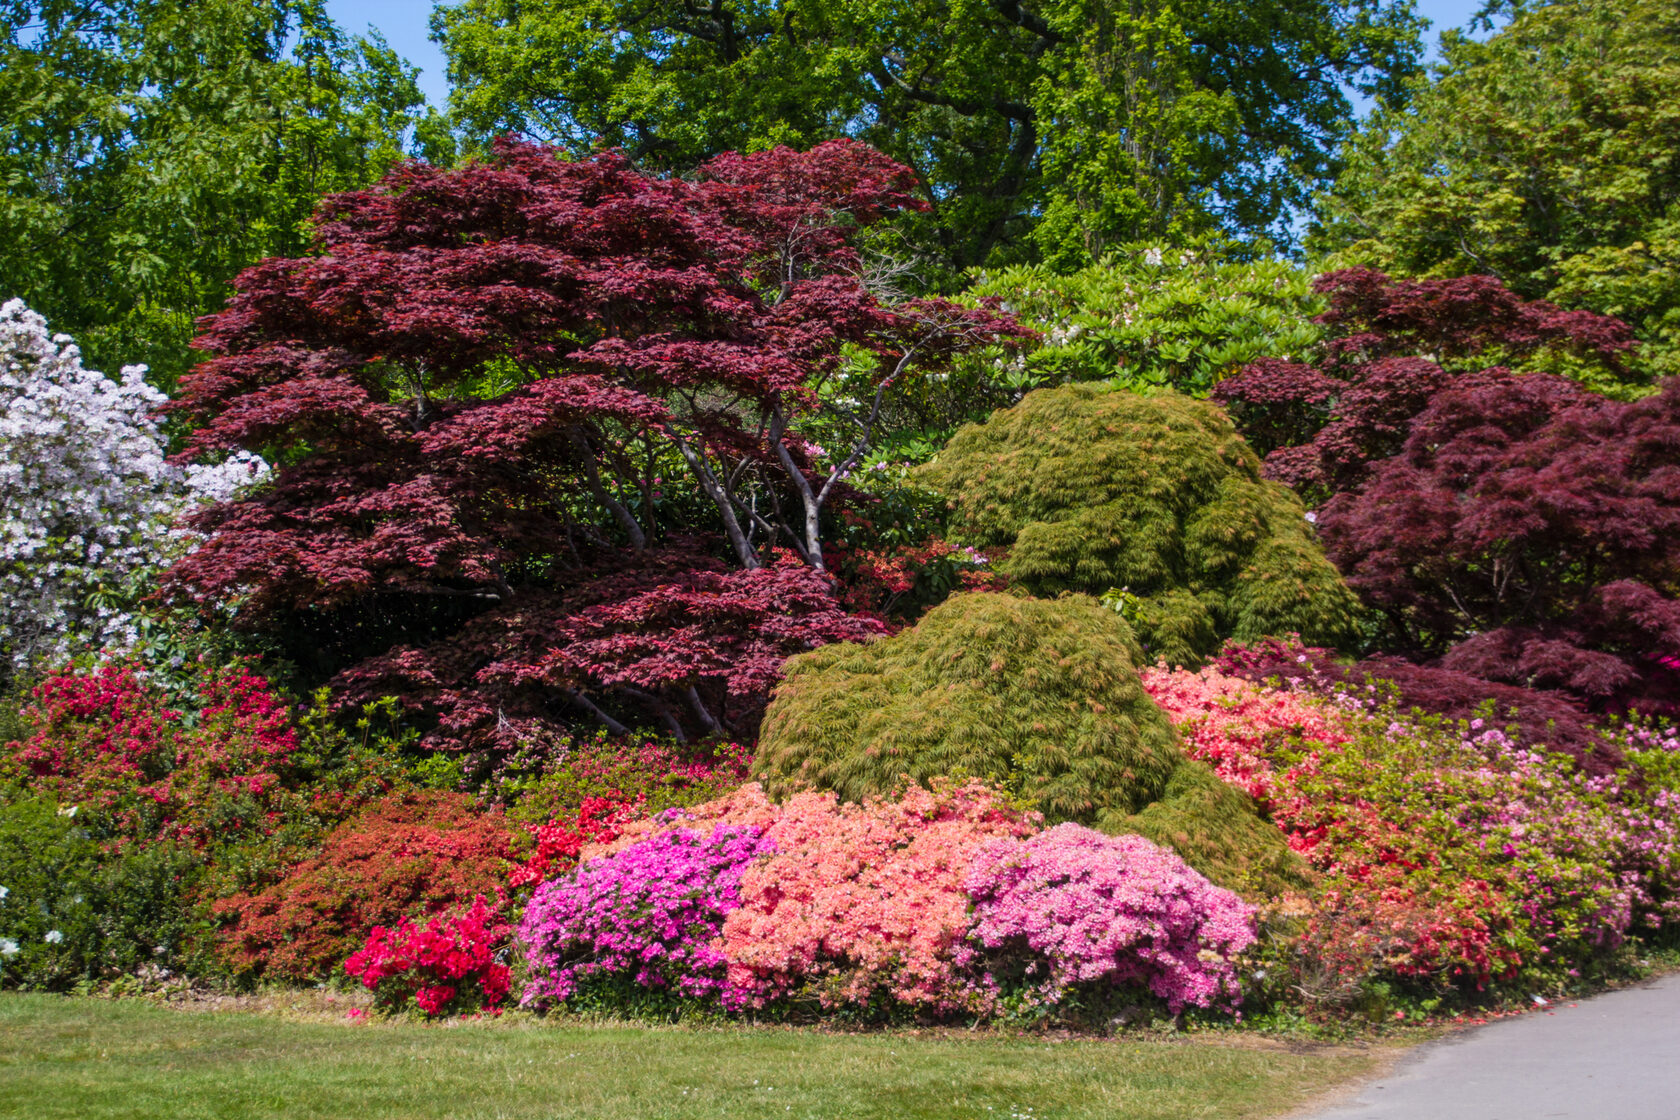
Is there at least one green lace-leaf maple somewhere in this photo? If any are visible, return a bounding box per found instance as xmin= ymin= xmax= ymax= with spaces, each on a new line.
xmin=917 ymin=385 xmax=1361 ymax=666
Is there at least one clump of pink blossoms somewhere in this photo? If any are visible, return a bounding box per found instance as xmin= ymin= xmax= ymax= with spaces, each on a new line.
xmin=963 ymin=824 xmax=1257 ymax=1014
xmin=1140 ymin=664 xmax=1351 ymax=804
xmin=718 ymin=781 xmax=1039 ymax=1012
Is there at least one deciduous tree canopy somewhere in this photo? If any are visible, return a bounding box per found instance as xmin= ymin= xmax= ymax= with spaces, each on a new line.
xmin=166 ymin=138 xmax=1019 ymax=746
xmin=433 ymin=0 xmax=1424 ymax=272
xmin=1314 ymin=0 xmax=1680 ymax=375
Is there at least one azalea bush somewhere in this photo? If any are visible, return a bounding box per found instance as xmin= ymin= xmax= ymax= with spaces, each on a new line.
xmin=964 ymin=824 xmax=1257 ymax=1015
xmin=1142 ymin=664 xmax=1680 ymax=1006
xmin=519 ymin=780 xmax=1262 ymax=1024
xmin=345 ymin=895 xmax=512 ymax=1018
xmin=519 ymin=823 xmax=771 ymax=1008
xmin=213 ymin=791 xmax=515 ymax=980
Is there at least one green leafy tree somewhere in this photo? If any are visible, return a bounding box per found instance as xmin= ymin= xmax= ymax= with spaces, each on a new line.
xmin=433 ymin=0 xmax=1424 ymax=273
xmin=754 ymin=591 xmax=1304 ymax=894
xmin=0 ymin=0 xmax=447 ymax=388
xmin=962 ymin=241 xmax=1323 ymax=397
xmin=918 ymin=385 xmax=1362 ymax=666
xmin=1314 ymin=0 xmax=1680 ymax=374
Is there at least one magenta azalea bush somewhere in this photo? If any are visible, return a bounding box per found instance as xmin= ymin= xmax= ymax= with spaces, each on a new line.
xmin=963 ymin=824 xmax=1257 ymax=1014
xmin=517 ymin=824 xmax=772 ymax=1006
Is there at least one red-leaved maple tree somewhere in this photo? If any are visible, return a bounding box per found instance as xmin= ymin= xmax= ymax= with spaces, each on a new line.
xmin=166 ymin=139 xmax=1023 ymax=745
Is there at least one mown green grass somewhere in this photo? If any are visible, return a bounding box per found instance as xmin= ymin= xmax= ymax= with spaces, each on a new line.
xmin=0 ymin=993 xmax=1382 ymax=1120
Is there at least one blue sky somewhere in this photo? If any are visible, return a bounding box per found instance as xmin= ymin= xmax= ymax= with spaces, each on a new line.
xmin=324 ymin=0 xmax=1494 ymax=112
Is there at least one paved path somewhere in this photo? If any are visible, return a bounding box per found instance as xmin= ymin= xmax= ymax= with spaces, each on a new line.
xmin=1295 ymin=972 xmax=1680 ymax=1120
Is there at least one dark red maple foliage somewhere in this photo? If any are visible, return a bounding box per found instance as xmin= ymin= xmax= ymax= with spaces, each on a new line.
xmin=1213 ymin=637 xmax=1619 ymax=775
xmin=167 ymin=139 xmax=1022 ymax=744
xmin=1214 ymin=269 xmax=1638 ymax=502
xmin=1317 ymin=374 xmax=1680 ymax=713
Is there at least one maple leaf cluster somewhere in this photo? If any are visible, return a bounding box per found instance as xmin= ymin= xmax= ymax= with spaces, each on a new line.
xmin=1216 ymin=269 xmax=1680 ymax=712
xmin=165 ymin=139 xmax=1022 ymax=745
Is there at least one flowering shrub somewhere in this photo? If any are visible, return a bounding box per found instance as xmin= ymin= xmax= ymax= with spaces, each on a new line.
xmin=10 ymin=660 xmax=297 ymax=849
xmin=964 ymin=824 xmax=1257 ymax=1014
xmin=1140 ymin=663 xmax=1350 ymax=804
xmin=0 ymin=301 xmax=267 ymax=678
xmin=507 ymin=796 xmax=638 ymax=889
xmin=0 ymin=300 xmax=176 ymax=674
xmin=345 ymin=895 xmax=511 ymax=1018
xmin=214 ymin=791 xmax=515 ymax=980
xmin=489 ymin=734 xmax=752 ymax=830
xmin=719 ymin=782 xmax=1038 ymax=1013
xmin=1143 ymin=664 xmax=1680 ymax=1000
xmin=518 ymin=824 xmax=771 ymax=1006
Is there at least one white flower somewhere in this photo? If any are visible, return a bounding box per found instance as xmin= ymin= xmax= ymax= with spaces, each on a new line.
xmin=43 ymin=929 xmax=63 ymax=944
xmin=56 ymin=804 xmax=76 ymax=818
xmin=0 ymin=884 xmax=8 ymax=902
xmin=1303 ymin=511 xmax=1317 ymax=524
xmin=1143 ymin=247 xmax=1164 ymax=266
xmin=0 ymin=300 xmax=267 ymax=676
xmin=0 ymin=937 xmax=18 ymax=958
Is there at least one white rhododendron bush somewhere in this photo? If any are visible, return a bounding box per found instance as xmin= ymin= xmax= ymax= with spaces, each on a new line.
xmin=0 ymin=299 xmax=266 ymax=675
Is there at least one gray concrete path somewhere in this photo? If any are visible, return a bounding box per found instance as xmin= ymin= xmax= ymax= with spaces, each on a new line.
xmin=1295 ymin=972 xmax=1680 ymax=1120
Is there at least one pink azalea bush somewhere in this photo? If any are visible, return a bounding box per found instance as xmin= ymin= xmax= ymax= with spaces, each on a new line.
xmin=1140 ymin=663 xmax=1351 ymax=804
xmin=516 ymin=823 xmax=772 ymax=1006
xmin=716 ymin=781 xmax=1037 ymax=1013
xmin=963 ymin=823 xmax=1257 ymax=1014
xmin=344 ymin=895 xmax=511 ymax=1018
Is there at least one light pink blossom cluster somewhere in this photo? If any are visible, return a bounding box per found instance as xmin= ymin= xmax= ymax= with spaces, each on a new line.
xmin=1140 ymin=664 xmax=1351 ymax=803
xmin=717 ymin=781 xmax=1037 ymax=1011
xmin=963 ymin=823 xmax=1257 ymax=1013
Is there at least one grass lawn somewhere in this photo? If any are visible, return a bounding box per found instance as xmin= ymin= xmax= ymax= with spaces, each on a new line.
xmin=0 ymin=993 xmax=1386 ymax=1120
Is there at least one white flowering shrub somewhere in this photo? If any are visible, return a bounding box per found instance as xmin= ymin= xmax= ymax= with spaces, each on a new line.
xmin=0 ymin=299 xmax=268 ymax=677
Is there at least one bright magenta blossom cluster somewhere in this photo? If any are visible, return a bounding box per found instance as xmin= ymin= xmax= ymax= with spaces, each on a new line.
xmin=344 ymin=895 xmax=511 ymax=1018
xmin=964 ymin=824 xmax=1257 ymax=1014
xmin=517 ymin=824 xmax=772 ymax=1006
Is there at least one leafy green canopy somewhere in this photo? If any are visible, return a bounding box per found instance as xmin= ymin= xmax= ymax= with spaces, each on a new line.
xmin=754 ymin=592 xmax=1302 ymax=893
xmin=962 ymin=242 xmax=1322 ymax=398
xmin=432 ymin=0 xmax=1423 ymax=272
xmin=918 ymin=386 xmax=1361 ymax=666
xmin=1314 ymin=0 xmax=1680 ymax=376
xmin=0 ymin=0 xmax=446 ymax=388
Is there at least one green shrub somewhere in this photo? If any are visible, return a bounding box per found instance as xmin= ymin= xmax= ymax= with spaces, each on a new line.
xmin=918 ymin=385 xmax=1361 ymax=665
xmin=962 ymin=242 xmax=1322 ymax=397
xmin=0 ymin=792 xmax=198 ymax=988
xmin=754 ymin=592 xmax=1301 ymax=893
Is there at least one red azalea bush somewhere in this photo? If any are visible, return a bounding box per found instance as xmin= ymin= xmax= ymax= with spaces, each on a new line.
xmin=213 ymin=791 xmax=516 ymax=980
xmin=345 ymin=895 xmax=512 ymax=1018
xmin=9 ymin=660 xmax=298 ymax=848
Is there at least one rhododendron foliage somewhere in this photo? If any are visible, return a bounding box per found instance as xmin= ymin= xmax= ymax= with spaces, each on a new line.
xmin=963 ymin=824 xmax=1257 ymax=1014
xmin=164 ymin=138 xmax=1022 ymax=742
xmin=345 ymin=895 xmax=512 ymax=1018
